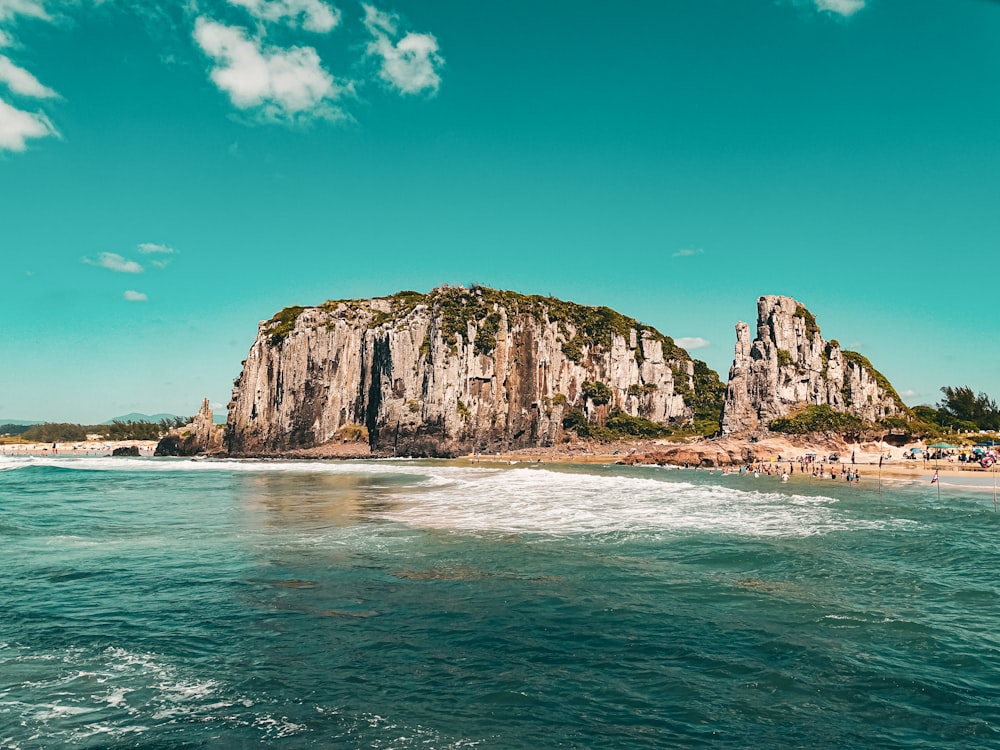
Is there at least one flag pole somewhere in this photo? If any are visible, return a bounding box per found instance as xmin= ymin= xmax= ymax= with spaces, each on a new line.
xmin=993 ymin=463 xmax=996 ymax=513
xmin=878 ymin=454 xmax=882 ymax=495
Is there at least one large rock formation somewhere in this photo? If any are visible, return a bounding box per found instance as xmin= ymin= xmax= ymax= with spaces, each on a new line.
xmin=154 ymin=399 xmax=224 ymax=456
xmin=227 ymin=286 xmax=717 ymax=456
xmin=720 ymin=296 xmax=906 ymax=435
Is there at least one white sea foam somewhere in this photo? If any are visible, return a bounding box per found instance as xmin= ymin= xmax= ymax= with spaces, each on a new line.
xmin=0 ymin=454 xmax=463 ymax=484
xmin=379 ymin=467 xmax=906 ymax=537
xmin=0 ymin=455 xmax=912 ymax=537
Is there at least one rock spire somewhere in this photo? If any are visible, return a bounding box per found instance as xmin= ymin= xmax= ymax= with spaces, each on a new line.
xmin=720 ymin=296 xmax=905 ymax=435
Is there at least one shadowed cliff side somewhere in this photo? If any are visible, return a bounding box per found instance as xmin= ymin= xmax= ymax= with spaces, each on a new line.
xmin=227 ymin=286 xmax=714 ymax=457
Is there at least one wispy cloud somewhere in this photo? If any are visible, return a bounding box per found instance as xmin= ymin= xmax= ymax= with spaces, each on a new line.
xmin=227 ymin=0 xmax=341 ymax=33
xmin=193 ymin=16 xmax=347 ymax=122
xmin=137 ymin=242 xmax=174 ymax=254
xmin=901 ymin=389 xmax=917 ymax=398
xmin=814 ymin=0 xmax=866 ymax=17
xmin=123 ymin=290 xmax=148 ymax=302
xmin=673 ymin=248 xmax=704 ymax=258
xmin=676 ymin=337 xmax=710 ymax=350
xmin=0 ymin=2 xmax=61 ymax=152
xmin=363 ymin=4 xmax=443 ymax=95
xmin=83 ymin=252 xmax=143 ymax=274
xmin=0 ymin=96 xmax=56 ymax=150
xmin=0 ymin=0 xmax=51 ymax=23
xmin=0 ymin=54 xmax=56 ymax=97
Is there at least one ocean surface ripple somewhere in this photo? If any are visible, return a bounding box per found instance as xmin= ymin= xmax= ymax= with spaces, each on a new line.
xmin=2 ymin=457 xmax=999 ymax=748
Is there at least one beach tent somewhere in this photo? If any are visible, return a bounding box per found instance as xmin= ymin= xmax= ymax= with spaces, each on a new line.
xmin=928 ymin=442 xmax=957 ymax=449
xmin=910 ymin=447 xmax=924 ymax=453
xmin=975 ymin=440 xmax=1000 ymax=447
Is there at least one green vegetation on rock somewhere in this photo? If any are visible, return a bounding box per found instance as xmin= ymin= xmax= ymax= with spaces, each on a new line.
xmin=266 ymin=306 xmax=306 ymax=345
xmin=561 ymin=408 xmax=672 ymax=440
xmin=840 ymin=349 xmax=909 ymax=413
xmin=769 ymin=404 xmax=868 ymax=435
xmin=311 ymin=286 xmax=693 ymax=365
xmin=794 ymin=304 xmax=820 ymax=338
xmin=582 ymin=380 xmax=612 ymax=406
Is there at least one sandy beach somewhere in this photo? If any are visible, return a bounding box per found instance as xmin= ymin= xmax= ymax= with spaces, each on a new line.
xmin=0 ymin=440 xmax=159 ymax=457
xmin=466 ymin=433 xmax=1000 ymax=486
xmin=3 ymin=434 xmax=995 ymax=490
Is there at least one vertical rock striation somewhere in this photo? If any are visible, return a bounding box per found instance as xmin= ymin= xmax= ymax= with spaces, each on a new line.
xmin=227 ymin=287 xmax=710 ymax=456
xmin=720 ymin=296 xmax=906 ymax=435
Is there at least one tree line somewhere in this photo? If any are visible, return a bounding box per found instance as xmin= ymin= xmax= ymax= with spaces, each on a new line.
xmin=2 ymin=417 xmax=191 ymax=443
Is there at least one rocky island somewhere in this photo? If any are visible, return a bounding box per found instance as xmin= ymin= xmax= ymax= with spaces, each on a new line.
xmin=226 ymin=286 xmax=723 ymax=457
xmin=224 ymin=287 xmax=914 ymax=463
xmin=721 ymin=296 xmax=906 ymax=435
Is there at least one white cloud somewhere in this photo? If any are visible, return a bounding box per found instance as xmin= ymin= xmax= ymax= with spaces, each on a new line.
xmin=137 ymin=242 xmax=174 ymax=254
xmin=363 ymin=4 xmax=442 ymax=95
xmin=83 ymin=252 xmax=143 ymax=274
xmin=227 ymin=0 xmax=341 ymax=33
xmin=901 ymin=389 xmax=918 ymax=398
xmin=814 ymin=0 xmax=866 ymax=17
xmin=0 ymin=95 xmax=55 ymax=150
xmin=124 ymin=290 xmax=148 ymax=302
xmin=150 ymin=258 xmax=170 ymax=269
xmin=0 ymin=0 xmax=50 ymax=23
xmin=676 ymin=337 xmax=710 ymax=350
xmin=0 ymin=55 xmax=56 ymax=97
xmin=194 ymin=17 xmax=346 ymax=121
xmin=673 ymin=248 xmax=704 ymax=258
xmin=0 ymin=29 xmax=10 ymax=47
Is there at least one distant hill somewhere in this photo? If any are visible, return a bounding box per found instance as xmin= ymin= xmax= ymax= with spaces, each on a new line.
xmin=0 ymin=419 xmax=44 ymax=426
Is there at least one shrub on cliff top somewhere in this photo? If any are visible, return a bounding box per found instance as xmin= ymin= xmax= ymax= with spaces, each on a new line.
xmin=266 ymin=305 xmax=306 ymax=344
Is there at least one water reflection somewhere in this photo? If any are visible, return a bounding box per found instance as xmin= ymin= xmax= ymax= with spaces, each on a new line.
xmin=238 ymin=472 xmax=368 ymax=527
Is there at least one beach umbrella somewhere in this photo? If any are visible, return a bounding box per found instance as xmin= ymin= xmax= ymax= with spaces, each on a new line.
xmin=928 ymin=442 xmax=957 ymax=449
xmin=910 ymin=447 xmax=924 ymax=453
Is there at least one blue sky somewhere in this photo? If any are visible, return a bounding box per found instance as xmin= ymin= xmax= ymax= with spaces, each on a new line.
xmin=2 ymin=0 xmax=999 ymax=423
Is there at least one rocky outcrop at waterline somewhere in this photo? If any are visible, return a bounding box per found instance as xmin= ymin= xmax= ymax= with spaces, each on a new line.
xmin=226 ymin=286 xmax=722 ymax=457
xmin=154 ymin=399 xmax=224 ymax=456
xmin=720 ymin=296 xmax=906 ymax=435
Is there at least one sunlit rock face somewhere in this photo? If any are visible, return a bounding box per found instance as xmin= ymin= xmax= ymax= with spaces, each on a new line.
xmin=720 ymin=296 xmax=905 ymax=435
xmin=227 ymin=286 xmax=705 ymax=456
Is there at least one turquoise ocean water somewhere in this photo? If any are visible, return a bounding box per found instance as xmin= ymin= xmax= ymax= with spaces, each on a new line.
xmin=1 ymin=456 xmax=999 ymax=748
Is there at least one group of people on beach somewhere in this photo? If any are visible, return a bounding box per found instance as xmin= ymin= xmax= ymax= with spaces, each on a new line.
xmin=710 ymin=459 xmax=863 ymax=483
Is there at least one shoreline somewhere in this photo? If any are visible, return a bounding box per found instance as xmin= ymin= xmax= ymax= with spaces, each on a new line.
xmin=0 ymin=440 xmax=158 ymax=457
xmin=4 ymin=436 xmax=996 ymax=487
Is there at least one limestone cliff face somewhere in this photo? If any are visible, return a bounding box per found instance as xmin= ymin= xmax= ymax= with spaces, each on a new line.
xmin=227 ymin=287 xmax=703 ymax=456
xmin=720 ymin=296 xmax=906 ymax=435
